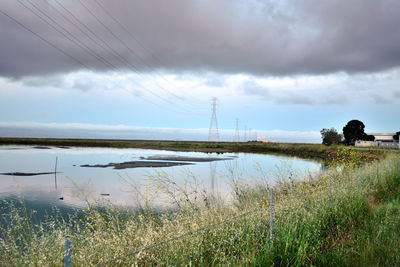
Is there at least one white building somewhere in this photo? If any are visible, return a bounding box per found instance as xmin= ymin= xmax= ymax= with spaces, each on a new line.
xmin=369 ymin=133 xmax=395 ymax=143
xmin=355 ymin=133 xmax=399 ymax=148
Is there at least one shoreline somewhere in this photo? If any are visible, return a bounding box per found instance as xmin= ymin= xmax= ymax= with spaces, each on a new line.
xmin=1 ymin=137 xmax=391 ymax=161
xmin=0 ymin=137 xmax=336 ymax=159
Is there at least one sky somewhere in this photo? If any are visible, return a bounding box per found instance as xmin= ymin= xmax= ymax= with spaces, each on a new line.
xmin=0 ymin=0 xmax=399 ymax=142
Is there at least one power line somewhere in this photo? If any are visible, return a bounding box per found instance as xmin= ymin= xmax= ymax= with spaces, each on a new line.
xmin=76 ymin=0 xmax=181 ymax=104
xmin=86 ymin=0 xmax=184 ymax=101
xmin=47 ymin=0 xmax=182 ymax=110
xmin=0 ymin=7 xmax=88 ymax=69
xmin=47 ymin=0 xmax=121 ymax=66
xmin=40 ymin=0 xmax=176 ymax=106
xmin=52 ymin=0 xmax=129 ymax=67
xmin=85 ymin=0 xmax=207 ymax=112
xmin=92 ymin=0 xmax=195 ymax=102
xmin=1 ymin=4 xmax=184 ymax=114
xmin=33 ymin=0 xmax=195 ymax=113
xmin=93 ymin=0 xmax=207 ymax=112
xmin=18 ymin=0 xmax=116 ymax=70
xmin=49 ymin=0 xmax=185 ymax=109
xmin=3 ymin=2 xmax=203 ymax=115
xmin=94 ymin=0 xmax=174 ymax=79
xmin=69 ymin=0 xmax=201 ymax=114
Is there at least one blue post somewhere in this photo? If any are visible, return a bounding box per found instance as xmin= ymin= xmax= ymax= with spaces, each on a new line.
xmin=270 ymin=189 xmax=274 ymax=242
xmin=64 ymin=238 xmax=71 ymax=267
xmin=377 ymin=163 xmax=379 ymax=178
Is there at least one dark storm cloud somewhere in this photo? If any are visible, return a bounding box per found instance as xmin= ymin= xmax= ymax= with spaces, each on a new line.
xmin=1 ymin=0 xmax=400 ymax=79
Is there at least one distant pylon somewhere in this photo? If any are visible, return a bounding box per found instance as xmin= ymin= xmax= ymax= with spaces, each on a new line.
xmin=244 ymin=125 xmax=247 ymax=142
xmin=208 ymin=97 xmax=220 ymax=141
xmin=234 ymin=118 xmax=240 ymax=142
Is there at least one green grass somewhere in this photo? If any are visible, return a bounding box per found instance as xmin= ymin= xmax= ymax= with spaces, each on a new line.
xmin=0 ymin=137 xmax=341 ymax=157
xmin=253 ymin=156 xmax=400 ymax=266
xmin=0 ymin=153 xmax=399 ymax=266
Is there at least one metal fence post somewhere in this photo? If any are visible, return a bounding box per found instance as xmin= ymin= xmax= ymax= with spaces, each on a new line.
xmin=270 ymin=188 xmax=274 ymax=242
xmin=54 ymin=156 xmax=58 ymax=190
xmin=64 ymin=238 xmax=71 ymax=267
xmin=328 ymin=174 xmax=332 ymax=197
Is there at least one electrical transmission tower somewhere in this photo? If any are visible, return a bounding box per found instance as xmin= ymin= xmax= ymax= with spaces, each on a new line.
xmin=243 ymin=125 xmax=247 ymax=142
xmin=208 ymin=97 xmax=220 ymax=141
xmin=234 ymin=118 xmax=240 ymax=142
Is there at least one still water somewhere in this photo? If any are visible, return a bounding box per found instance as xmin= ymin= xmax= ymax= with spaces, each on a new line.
xmin=0 ymin=145 xmax=321 ymax=211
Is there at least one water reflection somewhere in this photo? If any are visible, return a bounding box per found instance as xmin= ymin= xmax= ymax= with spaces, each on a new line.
xmin=54 ymin=156 xmax=58 ymax=190
xmin=0 ymin=145 xmax=322 ymax=211
xmin=210 ymin=161 xmax=217 ymax=196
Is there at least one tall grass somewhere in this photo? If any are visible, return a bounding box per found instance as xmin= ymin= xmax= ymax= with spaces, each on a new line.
xmin=1 ymin=153 xmax=399 ymax=266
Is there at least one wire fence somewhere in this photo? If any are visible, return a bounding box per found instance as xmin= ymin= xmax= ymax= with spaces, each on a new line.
xmin=61 ymin=194 xmax=271 ymax=267
xmin=95 ymin=204 xmax=267 ymax=267
xmin=62 ymin=158 xmax=399 ymax=267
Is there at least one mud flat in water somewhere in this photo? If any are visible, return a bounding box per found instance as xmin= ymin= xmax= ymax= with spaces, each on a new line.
xmin=80 ymin=161 xmax=192 ymax=169
xmin=140 ymin=155 xmax=233 ymax=162
xmin=0 ymin=172 xmax=59 ymax=176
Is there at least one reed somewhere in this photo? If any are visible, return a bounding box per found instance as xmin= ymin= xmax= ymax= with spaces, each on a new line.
xmin=0 ymin=151 xmax=399 ymax=266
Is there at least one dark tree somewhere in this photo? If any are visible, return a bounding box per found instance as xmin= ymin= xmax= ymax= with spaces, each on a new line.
xmin=363 ymin=134 xmax=375 ymax=141
xmin=320 ymin=128 xmax=343 ymax=146
xmin=343 ymin=120 xmax=367 ymax=145
xmin=394 ymin=131 xmax=400 ymax=142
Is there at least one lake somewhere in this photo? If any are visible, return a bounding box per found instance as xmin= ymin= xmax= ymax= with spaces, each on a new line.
xmin=0 ymin=145 xmax=322 ymax=215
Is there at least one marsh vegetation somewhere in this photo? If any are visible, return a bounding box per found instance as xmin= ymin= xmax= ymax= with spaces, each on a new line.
xmin=0 ymin=148 xmax=399 ymax=266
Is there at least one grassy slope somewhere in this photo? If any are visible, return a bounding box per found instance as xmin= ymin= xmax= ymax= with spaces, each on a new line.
xmin=253 ymin=156 xmax=400 ymax=266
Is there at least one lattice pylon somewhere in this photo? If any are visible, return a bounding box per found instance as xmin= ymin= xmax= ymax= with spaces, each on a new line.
xmin=208 ymin=97 xmax=220 ymax=141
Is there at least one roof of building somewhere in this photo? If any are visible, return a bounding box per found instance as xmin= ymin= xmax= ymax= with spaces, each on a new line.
xmin=368 ymin=133 xmax=395 ymax=136
xmin=366 ymin=133 xmax=394 ymax=142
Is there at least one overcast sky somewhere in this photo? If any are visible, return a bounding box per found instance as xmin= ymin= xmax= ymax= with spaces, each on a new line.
xmin=0 ymin=0 xmax=399 ymax=142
